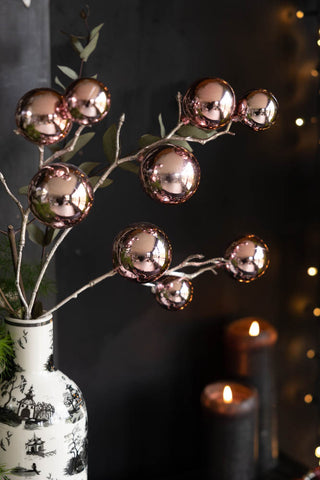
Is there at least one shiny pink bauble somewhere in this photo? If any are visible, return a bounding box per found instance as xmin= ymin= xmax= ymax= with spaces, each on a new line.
xmin=28 ymin=163 xmax=94 ymax=229
xmin=112 ymin=223 xmax=172 ymax=283
xmin=182 ymin=78 xmax=235 ymax=130
xmin=237 ymin=89 xmax=278 ymax=131
xmin=224 ymin=234 xmax=270 ymax=283
xmin=15 ymin=88 xmax=72 ymax=145
xmin=65 ymin=78 xmax=111 ymax=125
xmin=140 ymin=144 xmax=201 ymax=204
xmin=154 ymin=275 xmax=193 ymax=311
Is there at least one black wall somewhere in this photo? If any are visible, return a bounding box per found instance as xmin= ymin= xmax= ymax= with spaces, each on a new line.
xmin=2 ymin=0 xmax=319 ymax=479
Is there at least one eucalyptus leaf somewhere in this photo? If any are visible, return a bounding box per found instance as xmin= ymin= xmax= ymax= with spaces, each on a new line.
xmin=138 ymin=134 xmax=160 ymax=148
xmin=70 ymin=36 xmax=84 ymax=54
xmin=119 ymin=162 xmax=140 ymax=174
xmin=54 ymin=76 xmax=66 ymax=90
xmin=27 ymin=224 xmax=45 ymax=246
xmin=170 ymin=139 xmax=193 ymax=152
xmin=61 ymin=132 xmax=95 ymax=162
xmin=57 ymin=65 xmax=78 ymax=80
xmin=80 ymin=23 xmax=104 ymax=62
xmin=103 ymin=124 xmax=117 ymax=163
xmin=177 ymin=124 xmax=217 ymax=140
xmin=90 ymin=23 xmax=104 ymax=38
xmin=18 ymin=186 xmax=28 ymax=196
xmin=158 ymin=113 xmax=166 ymax=138
xmin=89 ymin=176 xmax=113 ymax=189
xmin=43 ymin=227 xmax=60 ymax=247
xmin=22 ymin=0 xmax=31 ymax=7
xmin=78 ymin=162 xmax=100 ymax=175
xmin=91 ymin=74 xmax=98 ymax=79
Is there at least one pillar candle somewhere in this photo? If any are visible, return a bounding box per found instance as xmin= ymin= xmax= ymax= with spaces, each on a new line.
xmin=225 ymin=317 xmax=278 ymax=475
xmin=200 ymin=381 xmax=258 ymax=480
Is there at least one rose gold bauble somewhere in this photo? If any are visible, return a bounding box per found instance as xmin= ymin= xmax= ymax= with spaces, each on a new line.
xmin=237 ymin=89 xmax=278 ymax=131
xmin=15 ymin=88 xmax=72 ymax=145
xmin=224 ymin=234 xmax=270 ymax=283
xmin=112 ymin=223 xmax=172 ymax=283
xmin=28 ymin=163 xmax=94 ymax=229
xmin=65 ymin=78 xmax=111 ymax=125
xmin=154 ymin=275 xmax=193 ymax=311
xmin=139 ymin=144 xmax=201 ymax=204
xmin=182 ymin=78 xmax=235 ymax=130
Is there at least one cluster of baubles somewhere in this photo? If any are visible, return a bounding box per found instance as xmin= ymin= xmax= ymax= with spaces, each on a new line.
xmin=139 ymin=77 xmax=278 ymax=206
xmin=15 ymin=78 xmax=111 ymax=228
xmin=112 ymin=223 xmax=270 ymax=311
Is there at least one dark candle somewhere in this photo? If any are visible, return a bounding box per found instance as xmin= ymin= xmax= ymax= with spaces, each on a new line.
xmin=225 ymin=317 xmax=278 ymax=475
xmin=200 ymin=381 xmax=258 ymax=480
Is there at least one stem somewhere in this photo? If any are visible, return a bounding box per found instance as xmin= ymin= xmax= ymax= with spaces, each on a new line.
xmin=38 ymin=145 xmax=44 ymax=168
xmin=7 ymin=225 xmax=27 ymax=306
xmin=16 ymin=212 xmax=30 ymax=314
xmin=0 ymin=287 xmax=16 ymax=315
xmin=43 ymin=125 xmax=86 ymax=166
xmin=42 ymin=268 xmax=117 ymax=318
xmin=0 ymin=172 xmax=24 ymax=216
xmin=27 ymin=228 xmax=71 ymax=318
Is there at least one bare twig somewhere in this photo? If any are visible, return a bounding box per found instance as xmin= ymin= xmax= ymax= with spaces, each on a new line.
xmin=166 ymin=256 xmax=228 ymax=279
xmin=43 ymin=125 xmax=86 ymax=166
xmin=0 ymin=172 xmax=24 ymax=216
xmin=0 ymin=287 xmax=16 ymax=315
xmin=42 ymin=268 xmax=117 ymax=318
xmin=7 ymin=225 xmax=27 ymax=304
xmin=38 ymin=145 xmax=45 ymax=168
xmin=15 ymin=211 xmax=30 ymax=313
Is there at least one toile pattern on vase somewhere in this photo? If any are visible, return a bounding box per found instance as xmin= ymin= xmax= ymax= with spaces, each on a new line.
xmin=0 ymin=314 xmax=87 ymax=480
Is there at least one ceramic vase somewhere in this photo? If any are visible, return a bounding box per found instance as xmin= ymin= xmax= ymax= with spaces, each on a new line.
xmin=0 ymin=314 xmax=88 ymax=480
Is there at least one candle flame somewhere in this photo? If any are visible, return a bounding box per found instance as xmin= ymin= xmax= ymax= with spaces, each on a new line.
xmin=249 ymin=320 xmax=260 ymax=337
xmin=223 ymin=385 xmax=233 ymax=403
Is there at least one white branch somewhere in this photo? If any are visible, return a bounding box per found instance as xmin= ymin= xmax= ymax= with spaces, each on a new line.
xmin=16 ymin=210 xmax=30 ymax=312
xmin=0 ymin=172 xmax=24 ymax=216
xmin=43 ymin=125 xmax=86 ymax=166
xmin=38 ymin=145 xmax=44 ymax=168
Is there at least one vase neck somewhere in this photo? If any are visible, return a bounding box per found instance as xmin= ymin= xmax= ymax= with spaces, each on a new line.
xmin=5 ymin=315 xmax=54 ymax=373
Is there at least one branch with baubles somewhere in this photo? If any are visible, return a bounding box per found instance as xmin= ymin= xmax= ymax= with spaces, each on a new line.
xmin=0 ymin=20 xmax=277 ymax=320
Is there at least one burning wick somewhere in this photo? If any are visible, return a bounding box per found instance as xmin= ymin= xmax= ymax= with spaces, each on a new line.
xmin=223 ymin=385 xmax=233 ymax=403
xmin=249 ymin=320 xmax=260 ymax=337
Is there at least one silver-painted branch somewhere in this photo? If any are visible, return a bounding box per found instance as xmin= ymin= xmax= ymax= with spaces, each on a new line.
xmin=43 ymin=125 xmax=86 ymax=166
xmin=0 ymin=172 xmax=24 ymax=216
xmin=16 ymin=210 xmax=30 ymax=312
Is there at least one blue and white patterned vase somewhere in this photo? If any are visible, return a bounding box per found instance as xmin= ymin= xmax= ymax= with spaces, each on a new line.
xmin=0 ymin=314 xmax=88 ymax=480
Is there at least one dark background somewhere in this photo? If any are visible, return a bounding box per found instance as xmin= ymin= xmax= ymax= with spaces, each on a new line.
xmin=2 ymin=0 xmax=320 ymax=478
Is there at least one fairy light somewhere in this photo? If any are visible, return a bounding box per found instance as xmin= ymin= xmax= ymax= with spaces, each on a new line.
xmin=313 ymin=308 xmax=320 ymax=317
xmin=315 ymin=446 xmax=320 ymax=458
xmin=295 ymin=117 xmax=305 ymax=126
xmin=308 ymin=267 xmax=318 ymax=276
xmin=312 ymin=69 xmax=319 ymax=77
xmin=296 ymin=10 xmax=304 ymax=19
xmin=305 ymin=394 xmax=313 ymax=403
xmin=318 ymin=39 xmax=320 ymax=47
xmin=307 ymin=349 xmax=316 ymax=359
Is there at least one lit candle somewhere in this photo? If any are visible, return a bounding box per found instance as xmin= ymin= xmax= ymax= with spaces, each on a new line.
xmin=201 ymin=381 xmax=258 ymax=480
xmin=225 ymin=317 xmax=278 ymax=475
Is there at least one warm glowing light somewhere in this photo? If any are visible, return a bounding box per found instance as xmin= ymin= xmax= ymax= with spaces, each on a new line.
xmin=307 ymin=349 xmax=316 ymax=359
xmin=311 ymin=69 xmax=319 ymax=77
xmin=315 ymin=446 xmax=320 ymax=458
xmin=317 ymin=39 xmax=320 ymax=47
xmin=308 ymin=267 xmax=318 ymax=276
xmin=223 ymin=385 xmax=233 ymax=403
xmin=313 ymin=308 xmax=320 ymax=317
xmin=249 ymin=320 xmax=260 ymax=337
xmin=304 ymin=394 xmax=313 ymax=404
xmin=311 ymin=116 xmax=318 ymax=124
xmin=295 ymin=118 xmax=304 ymax=127
xmin=296 ymin=10 xmax=304 ymax=18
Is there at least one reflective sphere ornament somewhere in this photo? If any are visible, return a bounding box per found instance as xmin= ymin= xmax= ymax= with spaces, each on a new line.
xmin=154 ymin=275 xmax=193 ymax=311
xmin=224 ymin=234 xmax=270 ymax=283
xmin=15 ymin=88 xmax=72 ymax=145
xmin=182 ymin=78 xmax=235 ymax=130
xmin=65 ymin=78 xmax=111 ymax=125
xmin=237 ymin=89 xmax=278 ymax=131
xmin=140 ymin=144 xmax=201 ymax=204
xmin=28 ymin=163 xmax=94 ymax=229
xmin=112 ymin=223 xmax=172 ymax=283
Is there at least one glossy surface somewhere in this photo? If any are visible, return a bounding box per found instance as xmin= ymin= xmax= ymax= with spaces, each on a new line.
xmin=65 ymin=78 xmax=111 ymax=125
xmin=15 ymin=88 xmax=72 ymax=145
xmin=28 ymin=163 xmax=94 ymax=229
xmin=154 ymin=275 xmax=193 ymax=310
xmin=140 ymin=144 xmax=201 ymax=204
xmin=112 ymin=223 xmax=172 ymax=283
xmin=182 ymin=78 xmax=235 ymax=129
xmin=224 ymin=234 xmax=270 ymax=283
xmin=237 ymin=89 xmax=278 ymax=131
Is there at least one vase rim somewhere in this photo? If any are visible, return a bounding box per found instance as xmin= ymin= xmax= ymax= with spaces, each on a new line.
xmin=5 ymin=312 xmax=53 ymax=327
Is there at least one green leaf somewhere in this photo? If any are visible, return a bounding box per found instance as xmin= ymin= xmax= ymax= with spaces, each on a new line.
xmin=27 ymin=224 xmax=45 ymax=246
xmin=57 ymin=65 xmax=78 ymax=80
xmin=80 ymin=23 xmax=104 ymax=62
xmin=70 ymin=35 xmax=84 ymax=54
xmin=89 ymin=176 xmax=113 ymax=189
xmin=138 ymin=134 xmax=160 ymax=148
xmin=78 ymin=162 xmax=100 ymax=175
xmin=18 ymin=185 xmax=28 ymax=195
xmin=43 ymin=227 xmax=60 ymax=247
xmin=158 ymin=113 xmax=166 ymax=138
xmin=91 ymin=74 xmax=98 ymax=79
xmin=103 ymin=124 xmax=117 ymax=163
xmin=170 ymin=139 xmax=193 ymax=152
xmin=54 ymin=76 xmax=66 ymax=90
xmin=119 ymin=162 xmax=140 ymax=174
xmin=61 ymin=132 xmax=95 ymax=162
xmin=177 ymin=124 xmax=217 ymax=140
